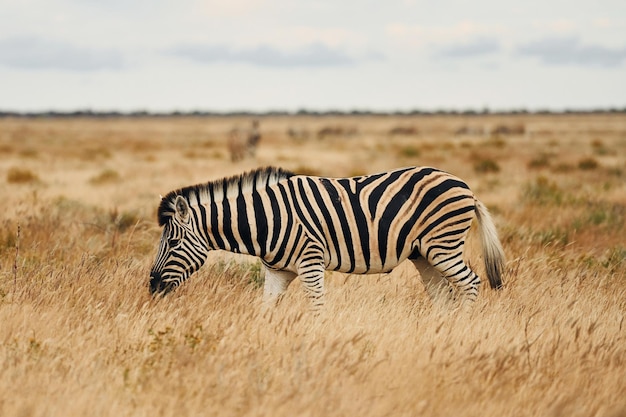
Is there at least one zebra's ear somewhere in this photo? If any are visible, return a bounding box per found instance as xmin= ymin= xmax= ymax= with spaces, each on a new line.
xmin=174 ymin=196 xmax=190 ymax=223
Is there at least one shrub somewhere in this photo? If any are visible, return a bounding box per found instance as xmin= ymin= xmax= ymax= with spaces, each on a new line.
xmin=18 ymin=148 xmax=38 ymax=158
xmin=247 ymin=261 xmax=265 ymax=289
xmin=573 ymin=201 xmax=625 ymax=230
xmin=211 ymin=259 xmax=265 ymax=289
xmin=578 ymin=157 xmax=599 ymax=170
xmin=491 ymin=124 xmax=525 ymax=136
xmin=82 ymin=147 xmax=112 ymax=160
xmin=534 ymin=227 xmax=569 ymax=247
xmin=552 ymin=163 xmax=574 ymax=173
xmin=441 ymin=141 xmax=455 ymax=150
xmin=606 ymin=167 xmax=622 ymax=177
xmin=388 ymin=126 xmax=418 ymax=135
xmin=293 ymin=166 xmax=322 ymax=176
xmin=210 ymin=150 xmax=225 ymax=160
xmin=397 ymin=146 xmax=420 ymax=158
xmin=590 ymin=138 xmax=604 ymax=148
xmin=183 ymin=150 xmax=211 ymax=159
xmin=484 ymin=135 xmax=506 ymax=148
xmin=590 ymin=139 xmax=614 ymax=155
xmin=0 ymin=221 xmax=17 ymax=253
xmin=473 ymin=159 xmax=500 ymax=174
xmin=521 ymin=176 xmax=564 ymax=206
xmin=6 ymin=167 xmax=39 ymax=184
xmin=108 ymin=208 xmax=141 ymax=233
xmin=201 ymin=139 xmax=218 ymax=148
xmin=527 ymin=154 xmax=551 ymax=169
xmin=89 ymin=169 xmax=121 ymax=185
xmin=348 ymin=169 xmax=367 ymax=177
xmin=603 ymin=246 xmax=626 ymax=273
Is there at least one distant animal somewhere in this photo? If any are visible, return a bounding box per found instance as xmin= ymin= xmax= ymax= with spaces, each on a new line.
xmin=389 ymin=126 xmax=418 ymax=135
xmin=454 ymin=126 xmax=487 ymax=136
xmin=149 ymin=166 xmax=505 ymax=310
xmin=287 ymin=127 xmax=311 ymax=141
xmin=316 ymin=126 xmax=357 ymax=139
xmin=228 ymin=120 xmax=261 ymax=162
xmin=490 ymin=124 xmax=525 ymax=136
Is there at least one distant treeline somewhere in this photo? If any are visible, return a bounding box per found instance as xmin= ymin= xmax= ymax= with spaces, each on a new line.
xmin=0 ymin=107 xmax=625 ymax=118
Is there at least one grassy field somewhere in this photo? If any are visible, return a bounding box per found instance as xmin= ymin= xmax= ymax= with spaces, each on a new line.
xmin=0 ymin=113 xmax=625 ymax=416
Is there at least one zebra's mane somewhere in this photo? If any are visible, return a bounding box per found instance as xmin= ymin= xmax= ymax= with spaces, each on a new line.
xmin=157 ymin=166 xmax=295 ymax=226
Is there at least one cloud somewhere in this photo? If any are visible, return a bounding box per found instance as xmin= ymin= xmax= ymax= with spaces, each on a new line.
xmin=517 ymin=37 xmax=626 ymax=68
xmin=0 ymin=36 xmax=125 ymax=71
xmin=193 ymin=0 xmax=270 ymax=17
xmin=387 ymin=22 xmax=506 ymax=48
xmin=166 ymin=42 xmax=355 ymax=68
xmin=435 ymin=38 xmax=501 ymax=58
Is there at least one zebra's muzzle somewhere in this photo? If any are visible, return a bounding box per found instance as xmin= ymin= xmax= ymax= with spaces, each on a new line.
xmin=149 ymin=272 xmax=177 ymax=296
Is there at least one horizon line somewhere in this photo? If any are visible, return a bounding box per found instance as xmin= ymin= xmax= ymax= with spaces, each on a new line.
xmin=1 ymin=106 xmax=625 ymax=118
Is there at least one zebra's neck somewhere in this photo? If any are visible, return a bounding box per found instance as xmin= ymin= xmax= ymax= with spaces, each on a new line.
xmin=158 ymin=167 xmax=294 ymax=226
xmin=201 ymin=166 xmax=293 ymax=206
xmin=158 ymin=167 xmax=295 ymax=256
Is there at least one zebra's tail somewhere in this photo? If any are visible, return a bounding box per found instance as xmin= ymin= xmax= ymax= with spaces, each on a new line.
xmin=474 ymin=199 xmax=505 ymax=290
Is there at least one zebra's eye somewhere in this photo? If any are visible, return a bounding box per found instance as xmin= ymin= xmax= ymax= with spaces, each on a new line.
xmin=168 ymin=238 xmax=181 ymax=247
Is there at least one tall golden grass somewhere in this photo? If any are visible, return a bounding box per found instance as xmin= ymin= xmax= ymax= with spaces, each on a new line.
xmin=0 ymin=114 xmax=625 ymax=416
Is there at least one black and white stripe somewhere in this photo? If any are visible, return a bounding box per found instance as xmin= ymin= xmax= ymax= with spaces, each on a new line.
xmin=149 ymin=166 xmax=505 ymax=307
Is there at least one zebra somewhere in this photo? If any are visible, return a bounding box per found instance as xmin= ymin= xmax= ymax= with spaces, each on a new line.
xmin=149 ymin=166 xmax=505 ymax=309
xmin=228 ymin=120 xmax=261 ymax=162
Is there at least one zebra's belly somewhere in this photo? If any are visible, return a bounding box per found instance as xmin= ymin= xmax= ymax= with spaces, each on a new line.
xmin=327 ymin=257 xmax=404 ymax=275
xmin=331 ymin=265 xmax=397 ymax=274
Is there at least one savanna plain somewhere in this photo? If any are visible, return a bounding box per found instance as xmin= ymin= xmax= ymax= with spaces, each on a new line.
xmin=0 ymin=113 xmax=625 ymax=417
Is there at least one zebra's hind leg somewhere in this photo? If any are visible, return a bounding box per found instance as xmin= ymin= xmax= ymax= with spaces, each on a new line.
xmin=263 ymin=267 xmax=297 ymax=307
xmin=412 ymin=247 xmax=482 ymax=306
xmin=432 ymin=255 xmax=482 ymax=306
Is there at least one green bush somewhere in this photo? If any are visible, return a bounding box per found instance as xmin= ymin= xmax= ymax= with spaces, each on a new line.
xmin=107 ymin=208 xmax=141 ymax=233
xmin=527 ymin=154 xmax=551 ymax=169
xmin=473 ymin=159 xmax=500 ymax=174
xmin=578 ymin=157 xmax=599 ymax=170
xmin=397 ymin=146 xmax=421 ymax=158
xmin=521 ymin=176 xmax=564 ymax=206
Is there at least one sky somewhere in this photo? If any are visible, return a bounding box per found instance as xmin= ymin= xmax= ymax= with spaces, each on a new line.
xmin=0 ymin=0 xmax=625 ymax=112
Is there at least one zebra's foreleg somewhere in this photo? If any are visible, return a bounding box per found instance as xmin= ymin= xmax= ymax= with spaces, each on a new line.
xmin=263 ymin=267 xmax=297 ymax=306
xmin=297 ymin=252 xmax=326 ymax=311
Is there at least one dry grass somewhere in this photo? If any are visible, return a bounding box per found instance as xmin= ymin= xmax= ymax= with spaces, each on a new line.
xmin=0 ymin=114 xmax=625 ymax=417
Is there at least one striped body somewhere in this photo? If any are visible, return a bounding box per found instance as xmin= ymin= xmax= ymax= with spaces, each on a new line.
xmin=149 ymin=166 xmax=505 ymax=307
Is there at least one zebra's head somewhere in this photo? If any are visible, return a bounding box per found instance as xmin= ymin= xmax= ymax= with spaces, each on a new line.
xmin=149 ymin=195 xmax=209 ymax=296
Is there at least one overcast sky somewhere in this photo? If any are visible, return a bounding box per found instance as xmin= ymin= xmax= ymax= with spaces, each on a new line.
xmin=1 ymin=0 xmax=625 ymax=112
